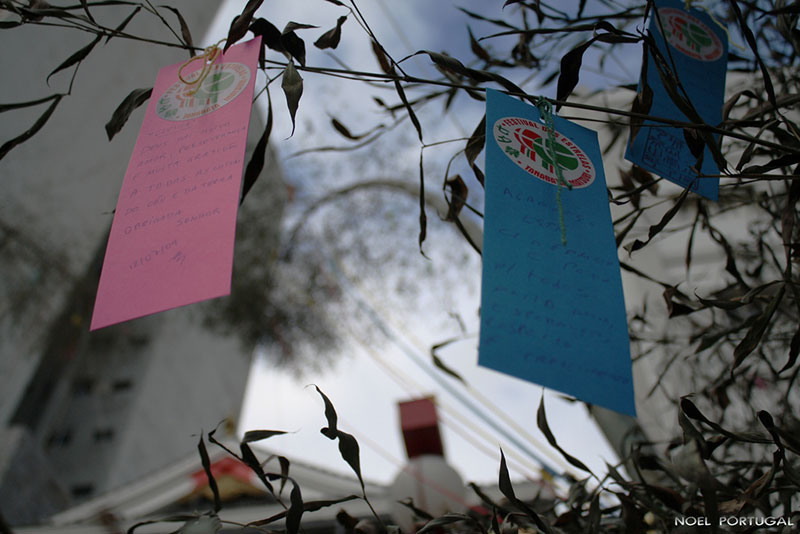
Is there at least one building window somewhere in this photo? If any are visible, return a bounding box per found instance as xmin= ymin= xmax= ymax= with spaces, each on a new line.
xmin=93 ymin=428 xmax=115 ymax=442
xmin=70 ymin=483 xmax=94 ymax=498
xmin=46 ymin=429 xmax=73 ymax=449
xmin=111 ymin=379 xmax=132 ymax=392
xmin=72 ymin=377 xmax=95 ymax=396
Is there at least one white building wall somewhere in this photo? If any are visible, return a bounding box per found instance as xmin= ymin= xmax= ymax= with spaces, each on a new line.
xmin=0 ymin=0 xmax=287 ymax=521
xmin=102 ymin=308 xmax=252 ymax=491
xmin=576 ymin=77 xmax=768 ymax=449
xmin=0 ymin=0 xmax=222 ymax=428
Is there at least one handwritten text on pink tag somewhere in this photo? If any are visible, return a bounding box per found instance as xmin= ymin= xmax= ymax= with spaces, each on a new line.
xmin=91 ymin=38 xmax=261 ymax=330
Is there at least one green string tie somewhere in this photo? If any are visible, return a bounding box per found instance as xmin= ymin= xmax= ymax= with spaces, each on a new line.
xmin=535 ymin=97 xmax=571 ymax=246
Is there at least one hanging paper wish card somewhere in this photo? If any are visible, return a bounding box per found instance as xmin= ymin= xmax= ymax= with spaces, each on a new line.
xmin=91 ymin=38 xmax=261 ymax=330
xmin=625 ymin=0 xmax=728 ymax=200
xmin=478 ymin=89 xmax=636 ymax=416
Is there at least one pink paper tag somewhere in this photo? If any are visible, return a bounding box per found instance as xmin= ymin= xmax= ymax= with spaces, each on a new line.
xmin=91 ymin=38 xmax=261 ymax=330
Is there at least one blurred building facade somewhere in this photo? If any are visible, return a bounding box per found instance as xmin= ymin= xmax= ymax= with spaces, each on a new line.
xmin=9 ymin=398 xmax=554 ymax=534
xmin=0 ymin=1 xmax=285 ymax=526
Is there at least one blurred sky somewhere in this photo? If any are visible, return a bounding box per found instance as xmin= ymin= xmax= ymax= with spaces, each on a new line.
xmin=202 ymin=0 xmax=637 ymax=488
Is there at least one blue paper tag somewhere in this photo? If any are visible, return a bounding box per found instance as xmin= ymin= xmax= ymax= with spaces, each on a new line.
xmin=478 ymin=89 xmax=636 ymax=416
xmin=625 ymin=0 xmax=728 ymax=201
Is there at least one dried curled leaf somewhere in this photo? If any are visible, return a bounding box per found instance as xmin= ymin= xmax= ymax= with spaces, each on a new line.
xmin=248 ymin=495 xmax=360 ymax=527
xmin=241 ymin=89 xmax=272 ymax=204
xmin=781 ymin=324 xmax=800 ymax=373
xmin=250 ymin=17 xmax=283 ymax=53
xmin=47 ymin=34 xmax=101 ymax=85
xmin=159 ymin=5 xmax=195 ymax=55
xmin=282 ymin=22 xmax=316 ymax=67
xmin=444 ymin=174 xmax=468 ymax=221
xmin=104 ymin=6 xmax=140 ymax=45
xmin=465 ymin=115 xmax=485 ymax=167
xmin=313 ymin=386 xmax=366 ymax=495
xmin=286 ymin=480 xmax=303 ymax=534
xmin=241 ymin=429 xmax=286 ymax=442
xmin=625 ymin=186 xmax=692 ymax=253
xmin=224 ymin=0 xmax=264 ymax=52
xmin=0 ymin=94 xmax=63 ymax=161
xmin=498 ymin=449 xmax=555 ymax=534
xmin=537 ymin=395 xmax=593 ymax=474
xmin=314 ymin=15 xmax=346 ymax=50
xmin=371 ymin=40 xmax=393 ymax=74
xmin=733 ymin=284 xmax=786 ymax=371
xmin=468 ymin=26 xmax=491 ymax=62
xmin=281 ymin=61 xmax=303 ymax=137
xmin=197 ymin=435 xmax=221 ymax=513
xmin=105 ymin=87 xmax=152 ymax=141
xmin=556 ymin=39 xmax=595 ymax=108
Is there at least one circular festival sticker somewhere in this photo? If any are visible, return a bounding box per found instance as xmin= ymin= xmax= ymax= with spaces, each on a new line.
xmin=493 ymin=117 xmax=595 ymax=189
xmin=657 ymin=8 xmax=723 ymax=62
xmin=157 ymin=62 xmax=251 ymax=121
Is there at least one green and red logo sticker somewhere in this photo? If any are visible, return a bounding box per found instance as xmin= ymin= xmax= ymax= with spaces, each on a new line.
xmin=157 ymin=63 xmax=251 ymax=121
xmin=658 ymin=8 xmax=723 ymax=62
xmin=493 ymin=117 xmax=595 ymax=189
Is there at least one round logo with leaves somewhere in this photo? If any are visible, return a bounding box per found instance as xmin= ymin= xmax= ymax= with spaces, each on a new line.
xmin=657 ymin=8 xmax=723 ymax=62
xmin=157 ymin=62 xmax=251 ymax=121
xmin=493 ymin=117 xmax=595 ymax=188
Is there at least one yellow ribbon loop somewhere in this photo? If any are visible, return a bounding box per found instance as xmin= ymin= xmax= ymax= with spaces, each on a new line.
xmin=178 ymin=39 xmax=227 ymax=96
xmin=696 ymin=5 xmax=748 ymax=53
